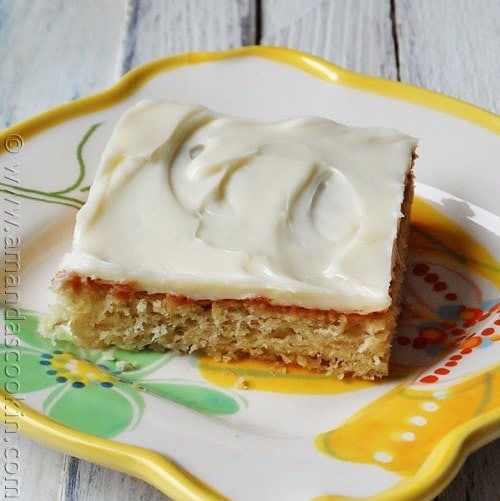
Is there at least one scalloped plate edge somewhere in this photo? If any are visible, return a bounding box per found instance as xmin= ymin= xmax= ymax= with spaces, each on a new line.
xmin=1 ymin=46 xmax=499 ymax=500
xmin=1 ymin=46 xmax=498 ymax=149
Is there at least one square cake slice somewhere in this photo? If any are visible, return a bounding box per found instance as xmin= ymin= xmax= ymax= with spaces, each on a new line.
xmin=39 ymin=100 xmax=417 ymax=379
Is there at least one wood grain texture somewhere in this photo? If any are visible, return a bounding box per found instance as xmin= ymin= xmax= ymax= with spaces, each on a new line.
xmin=1 ymin=431 xmax=67 ymax=499
xmin=60 ymin=457 xmax=166 ymax=501
xmin=0 ymin=0 xmax=127 ymax=128
xmin=118 ymin=0 xmax=256 ymax=74
xmin=261 ymin=0 xmax=399 ymax=79
xmin=394 ymin=0 xmax=500 ymax=113
xmin=436 ymin=439 xmax=500 ymax=501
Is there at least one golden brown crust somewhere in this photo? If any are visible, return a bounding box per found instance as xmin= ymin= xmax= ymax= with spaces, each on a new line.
xmin=56 ymin=271 xmax=390 ymax=320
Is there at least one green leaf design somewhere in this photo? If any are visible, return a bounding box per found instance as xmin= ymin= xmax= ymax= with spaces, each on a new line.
xmin=44 ymin=381 xmax=144 ymax=438
xmin=0 ymin=122 xmax=101 ymax=209
xmin=50 ymin=122 xmax=102 ymax=195
xmin=104 ymin=349 xmax=175 ymax=382
xmin=1 ymin=305 xmax=241 ymax=438
xmin=140 ymin=381 xmax=240 ymax=415
xmin=0 ymin=348 xmax=56 ymax=393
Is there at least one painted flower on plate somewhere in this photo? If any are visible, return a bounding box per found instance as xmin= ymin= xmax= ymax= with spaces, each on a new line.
xmin=1 ymin=307 xmax=240 ymax=438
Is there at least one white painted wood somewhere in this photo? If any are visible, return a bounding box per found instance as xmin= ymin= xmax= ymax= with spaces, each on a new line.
xmin=0 ymin=0 xmax=127 ymax=128
xmin=261 ymin=0 xmax=398 ymax=79
xmin=59 ymin=456 xmax=166 ymax=501
xmin=0 ymin=427 xmax=66 ymax=499
xmin=117 ymin=0 xmax=256 ymax=74
xmin=394 ymin=0 xmax=500 ymax=113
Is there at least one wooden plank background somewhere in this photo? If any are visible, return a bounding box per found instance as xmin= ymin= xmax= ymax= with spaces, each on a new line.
xmin=0 ymin=1 xmax=498 ymax=499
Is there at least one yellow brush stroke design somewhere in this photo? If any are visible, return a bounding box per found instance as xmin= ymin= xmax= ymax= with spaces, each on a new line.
xmin=316 ymin=366 xmax=500 ymax=477
xmin=198 ymin=356 xmax=379 ymax=394
xmin=410 ymin=197 xmax=499 ymax=287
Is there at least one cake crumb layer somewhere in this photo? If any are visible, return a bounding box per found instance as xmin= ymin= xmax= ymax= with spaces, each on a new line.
xmin=40 ymin=274 xmax=399 ymax=379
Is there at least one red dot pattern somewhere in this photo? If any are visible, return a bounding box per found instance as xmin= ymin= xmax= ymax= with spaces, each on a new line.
xmin=411 ymin=263 xmax=457 ymax=302
xmin=412 ymin=263 xmax=429 ymax=276
xmin=425 ymin=273 xmax=439 ymax=283
xmin=408 ymin=263 xmax=500 ymax=385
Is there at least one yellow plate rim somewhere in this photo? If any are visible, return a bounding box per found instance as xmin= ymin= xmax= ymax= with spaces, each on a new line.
xmin=1 ymin=45 xmax=499 ymax=500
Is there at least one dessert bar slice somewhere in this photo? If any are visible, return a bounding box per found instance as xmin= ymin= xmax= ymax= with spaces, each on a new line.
xmin=40 ymin=100 xmax=417 ymax=379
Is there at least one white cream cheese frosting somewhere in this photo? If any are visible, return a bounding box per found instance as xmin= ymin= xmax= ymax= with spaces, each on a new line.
xmin=61 ymin=99 xmax=416 ymax=312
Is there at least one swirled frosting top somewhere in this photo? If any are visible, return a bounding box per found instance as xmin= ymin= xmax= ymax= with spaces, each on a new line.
xmin=62 ymin=99 xmax=416 ymax=312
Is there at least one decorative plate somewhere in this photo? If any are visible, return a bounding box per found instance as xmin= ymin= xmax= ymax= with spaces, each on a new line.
xmin=1 ymin=47 xmax=498 ymax=501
